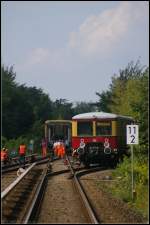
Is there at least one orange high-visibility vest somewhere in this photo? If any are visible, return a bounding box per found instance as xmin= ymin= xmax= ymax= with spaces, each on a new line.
xmin=1 ymin=151 xmax=7 ymax=160
xmin=42 ymin=147 xmax=47 ymax=157
xmin=61 ymin=146 xmax=65 ymax=155
xmin=57 ymin=145 xmax=61 ymax=157
xmin=54 ymin=143 xmax=60 ymax=155
xmin=19 ymin=145 xmax=26 ymax=155
xmin=59 ymin=145 xmax=65 ymax=158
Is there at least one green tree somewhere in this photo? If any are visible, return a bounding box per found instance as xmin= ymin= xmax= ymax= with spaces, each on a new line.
xmin=52 ymin=99 xmax=73 ymax=119
xmin=2 ymin=65 xmax=53 ymax=140
xmin=73 ymin=101 xmax=96 ymax=115
xmin=2 ymin=65 xmax=34 ymax=138
xmin=95 ymin=60 xmax=148 ymax=157
xmin=95 ymin=91 xmax=112 ymax=112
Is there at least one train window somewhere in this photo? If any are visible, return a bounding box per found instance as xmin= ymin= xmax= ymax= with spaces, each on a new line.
xmin=96 ymin=122 xmax=112 ymax=136
xmin=77 ymin=121 xmax=93 ymax=136
xmin=48 ymin=125 xmax=71 ymax=141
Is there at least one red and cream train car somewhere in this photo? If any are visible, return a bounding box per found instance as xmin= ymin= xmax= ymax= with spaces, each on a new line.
xmin=72 ymin=112 xmax=133 ymax=167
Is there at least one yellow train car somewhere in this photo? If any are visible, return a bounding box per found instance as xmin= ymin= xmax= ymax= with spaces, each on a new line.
xmin=45 ymin=120 xmax=72 ymax=149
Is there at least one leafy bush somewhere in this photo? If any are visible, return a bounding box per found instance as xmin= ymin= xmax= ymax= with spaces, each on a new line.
xmin=1 ymin=136 xmax=7 ymax=147
xmin=111 ymin=157 xmax=132 ymax=202
xmin=111 ymin=156 xmax=148 ymax=217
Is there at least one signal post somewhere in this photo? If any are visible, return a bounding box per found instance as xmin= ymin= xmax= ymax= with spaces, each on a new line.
xmin=126 ymin=124 xmax=139 ymax=201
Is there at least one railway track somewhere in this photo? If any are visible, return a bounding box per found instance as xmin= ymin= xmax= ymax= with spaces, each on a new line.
xmin=2 ymin=155 xmax=49 ymax=174
xmin=67 ymin=156 xmax=103 ymax=224
xmin=2 ymin=156 xmax=103 ymax=224
xmin=1 ymin=162 xmax=48 ymax=224
xmin=35 ymin=157 xmax=103 ymax=224
xmin=2 ymin=170 xmax=19 ymax=192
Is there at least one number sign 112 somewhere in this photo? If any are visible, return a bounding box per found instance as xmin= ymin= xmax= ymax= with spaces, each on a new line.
xmin=126 ymin=125 xmax=139 ymax=145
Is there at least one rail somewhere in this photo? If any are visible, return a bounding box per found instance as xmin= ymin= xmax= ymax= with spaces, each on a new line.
xmin=11 ymin=153 xmax=37 ymax=161
xmin=2 ymin=161 xmax=49 ymax=224
xmin=2 ymin=156 xmax=49 ymax=174
xmin=2 ymin=157 xmax=101 ymax=223
xmin=23 ymin=167 xmax=48 ymax=224
xmin=66 ymin=155 xmax=100 ymax=224
xmin=24 ymin=157 xmax=101 ymax=223
xmin=1 ymin=153 xmax=37 ymax=170
xmin=1 ymin=162 xmax=36 ymax=199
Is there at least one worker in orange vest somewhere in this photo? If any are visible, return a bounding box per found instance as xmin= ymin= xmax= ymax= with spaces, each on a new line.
xmin=58 ymin=142 xmax=66 ymax=160
xmin=19 ymin=143 xmax=26 ymax=166
xmin=1 ymin=148 xmax=8 ymax=165
xmin=61 ymin=143 xmax=66 ymax=159
xmin=41 ymin=139 xmax=47 ymax=157
xmin=57 ymin=142 xmax=62 ymax=158
xmin=53 ymin=141 xmax=62 ymax=158
xmin=53 ymin=141 xmax=59 ymax=157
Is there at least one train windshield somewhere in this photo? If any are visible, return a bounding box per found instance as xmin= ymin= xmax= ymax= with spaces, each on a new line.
xmin=77 ymin=121 xmax=93 ymax=136
xmin=48 ymin=125 xmax=70 ymax=141
xmin=96 ymin=121 xmax=112 ymax=136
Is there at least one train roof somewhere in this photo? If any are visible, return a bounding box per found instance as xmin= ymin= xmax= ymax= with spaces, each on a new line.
xmin=72 ymin=112 xmax=133 ymax=120
xmin=45 ymin=120 xmax=71 ymax=125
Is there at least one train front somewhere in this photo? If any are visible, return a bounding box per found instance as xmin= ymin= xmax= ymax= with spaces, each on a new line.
xmin=45 ymin=120 xmax=72 ymax=152
xmin=72 ymin=112 xmax=122 ymax=167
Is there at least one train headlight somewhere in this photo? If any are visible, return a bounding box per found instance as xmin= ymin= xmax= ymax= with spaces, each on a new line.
xmin=104 ymin=138 xmax=110 ymax=148
xmin=104 ymin=147 xmax=111 ymax=154
xmin=113 ymin=148 xmax=118 ymax=153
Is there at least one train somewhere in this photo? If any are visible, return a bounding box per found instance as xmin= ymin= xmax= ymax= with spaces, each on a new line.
xmin=44 ymin=120 xmax=72 ymax=150
xmin=45 ymin=112 xmax=133 ymax=167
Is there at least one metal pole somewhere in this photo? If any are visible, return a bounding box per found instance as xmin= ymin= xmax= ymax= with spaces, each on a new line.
xmin=131 ymin=144 xmax=134 ymax=201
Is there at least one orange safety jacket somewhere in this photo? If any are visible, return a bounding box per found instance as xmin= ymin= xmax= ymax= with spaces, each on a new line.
xmin=59 ymin=145 xmax=65 ymax=156
xmin=1 ymin=151 xmax=7 ymax=161
xmin=61 ymin=146 xmax=65 ymax=155
xmin=19 ymin=145 xmax=26 ymax=155
xmin=54 ymin=144 xmax=60 ymax=155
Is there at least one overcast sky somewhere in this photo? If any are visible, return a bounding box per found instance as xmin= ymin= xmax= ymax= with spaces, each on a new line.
xmin=1 ymin=1 xmax=149 ymax=103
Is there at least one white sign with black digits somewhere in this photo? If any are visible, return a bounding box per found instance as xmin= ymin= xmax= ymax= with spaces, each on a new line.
xmin=126 ymin=125 xmax=139 ymax=144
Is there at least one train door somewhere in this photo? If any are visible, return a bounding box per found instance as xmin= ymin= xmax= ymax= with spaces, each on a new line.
xmin=63 ymin=125 xmax=71 ymax=147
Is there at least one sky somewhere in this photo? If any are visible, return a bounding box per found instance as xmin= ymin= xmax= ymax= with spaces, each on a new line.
xmin=1 ymin=1 xmax=149 ymax=103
